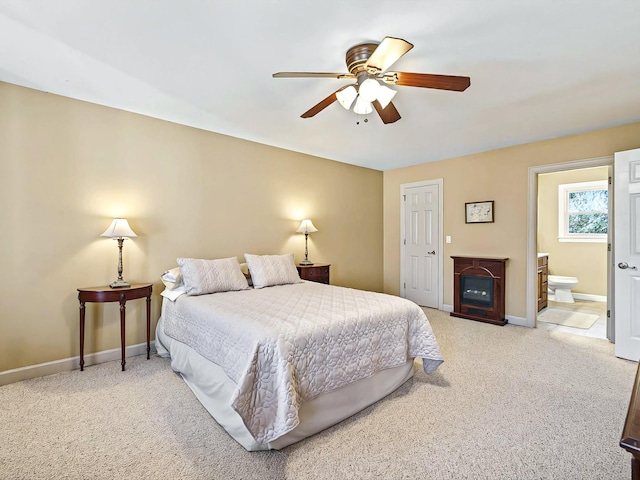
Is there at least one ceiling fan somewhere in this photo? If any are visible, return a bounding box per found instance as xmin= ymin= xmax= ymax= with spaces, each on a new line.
xmin=273 ymin=36 xmax=470 ymax=124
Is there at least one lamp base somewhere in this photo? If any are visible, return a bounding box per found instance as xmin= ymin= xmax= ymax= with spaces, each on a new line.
xmin=109 ymin=279 xmax=131 ymax=289
xmin=298 ymin=260 xmax=314 ymax=266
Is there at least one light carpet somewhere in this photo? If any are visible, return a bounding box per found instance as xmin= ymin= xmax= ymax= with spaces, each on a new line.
xmin=0 ymin=308 xmax=637 ymax=480
xmin=538 ymin=307 xmax=600 ymax=329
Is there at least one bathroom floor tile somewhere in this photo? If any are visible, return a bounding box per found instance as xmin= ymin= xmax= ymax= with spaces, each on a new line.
xmin=538 ymin=299 xmax=607 ymax=339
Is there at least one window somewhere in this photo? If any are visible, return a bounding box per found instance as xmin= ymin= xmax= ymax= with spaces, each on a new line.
xmin=558 ymin=180 xmax=608 ymax=242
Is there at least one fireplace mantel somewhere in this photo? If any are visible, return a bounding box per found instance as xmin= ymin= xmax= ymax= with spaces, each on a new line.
xmin=451 ymin=256 xmax=508 ymax=326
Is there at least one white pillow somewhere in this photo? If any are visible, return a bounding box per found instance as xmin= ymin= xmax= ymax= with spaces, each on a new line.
xmin=176 ymin=257 xmax=249 ymax=296
xmin=160 ymin=285 xmax=187 ymax=302
xmin=244 ymin=253 xmax=301 ymax=289
xmin=161 ymin=267 xmax=183 ymax=290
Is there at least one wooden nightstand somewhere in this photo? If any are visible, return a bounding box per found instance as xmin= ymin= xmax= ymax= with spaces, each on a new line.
xmin=297 ymin=264 xmax=330 ymax=284
xmin=77 ymin=283 xmax=153 ymax=372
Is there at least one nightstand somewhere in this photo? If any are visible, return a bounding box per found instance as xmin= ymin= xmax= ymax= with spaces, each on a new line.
xmin=297 ymin=264 xmax=330 ymax=284
xmin=77 ymin=283 xmax=153 ymax=371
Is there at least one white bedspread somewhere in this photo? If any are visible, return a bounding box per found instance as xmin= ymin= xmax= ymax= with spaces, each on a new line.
xmin=161 ymin=281 xmax=443 ymax=444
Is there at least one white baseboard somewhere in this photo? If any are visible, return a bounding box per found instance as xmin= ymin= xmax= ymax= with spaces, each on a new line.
xmin=506 ymin=315 xmax=531 ymax=328
xmin=439 ymin=304 xmax=530 ymax=327
xmin=572 ymin=293 xmax=607 ymax=302
xmin=0 ymin=341 xmax=155 ymax=386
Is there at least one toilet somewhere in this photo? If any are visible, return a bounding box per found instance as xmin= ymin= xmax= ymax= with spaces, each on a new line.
xmin=548 ymin=275 xmax=579 ymax=303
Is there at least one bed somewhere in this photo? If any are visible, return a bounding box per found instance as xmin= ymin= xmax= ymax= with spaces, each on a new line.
xmin=155 ymin=254 xmax=443 ymax=451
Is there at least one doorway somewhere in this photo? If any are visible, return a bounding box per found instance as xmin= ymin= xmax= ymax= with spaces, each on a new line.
xmin=527 ymin=156 xmax=613 ymax=340
xmin=536 ymin=168 xmax=609 ymax=339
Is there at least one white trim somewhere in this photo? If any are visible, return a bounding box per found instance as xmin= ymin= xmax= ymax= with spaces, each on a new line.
xmin=558 ymin=180 xmax=608 ymax=242
xmin=400 ymin=178 xmax=444 ymax=310
xmin=527 ymin=155 xmax=613 ymax=330
xmin=506 ymin=315 xmax=528 ymax=327
xmin=0 ymin=341 xmax=155 ymax=386
xmin=433 ymin=304 xmax=526 ymax=326
xmin=558 ymin=237 xmax=607 ymax=243
xmin=573 ymin=293 xmax=607 ymax=302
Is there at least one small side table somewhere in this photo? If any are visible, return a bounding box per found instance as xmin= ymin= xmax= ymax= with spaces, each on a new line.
xmin=296 ymin=264 xmax=331 ymax=284
xmin=77 ymin=283 xmax=153 ymax=371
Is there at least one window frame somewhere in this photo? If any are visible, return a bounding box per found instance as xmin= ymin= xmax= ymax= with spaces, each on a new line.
xmin=557 ymin=180 xmax=608 ymax=243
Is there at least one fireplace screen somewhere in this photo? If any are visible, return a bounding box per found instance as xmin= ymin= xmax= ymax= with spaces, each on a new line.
xmin=460 ymin=275 xmax=494 ymax=307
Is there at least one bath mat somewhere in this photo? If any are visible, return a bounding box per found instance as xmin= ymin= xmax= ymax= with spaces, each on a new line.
xmin=538 ymin=308 xmax=599 ymax=329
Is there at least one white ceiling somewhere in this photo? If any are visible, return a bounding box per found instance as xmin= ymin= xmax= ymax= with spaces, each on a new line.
xmin=1 ymin=1 xmax=639 ymax=171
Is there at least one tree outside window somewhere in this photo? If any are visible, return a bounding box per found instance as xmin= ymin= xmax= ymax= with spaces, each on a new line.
xmin=558 ymin=180 xmax=608 ymax=242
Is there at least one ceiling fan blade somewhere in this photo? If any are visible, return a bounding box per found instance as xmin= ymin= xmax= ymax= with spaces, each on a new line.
xmin=300 ymin=86 xmax=350 ymax=118
xmin=273 ymin=72 xmax=355 ymax=79
xmin=389 ymin=72 xmax=471 ymax=91
xmin=372 ymin=100 xmax=401 ymax=124
xmin=364 ymin=37 xmax=414 ymax=74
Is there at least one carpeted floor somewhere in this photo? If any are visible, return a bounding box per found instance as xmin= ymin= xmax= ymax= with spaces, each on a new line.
xmin=0 ymin=308 xmax=637 ymax=480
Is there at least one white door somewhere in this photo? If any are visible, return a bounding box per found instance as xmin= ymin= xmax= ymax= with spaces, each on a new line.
xmin=403 ymin=183 xmax=440 ymax=308
xmin=614 ymin=148 xmax=640 ymax=361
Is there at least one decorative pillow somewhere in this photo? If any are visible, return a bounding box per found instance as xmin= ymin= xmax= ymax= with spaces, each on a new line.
xmin=176 ymin=257 xmax=249 ymax=296
xmin=161 ymin=267 xmax=183 ymax=290
xmin=244 ymin=253 xmax=301 ymax=289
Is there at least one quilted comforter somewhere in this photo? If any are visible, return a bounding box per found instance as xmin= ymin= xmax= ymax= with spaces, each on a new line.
xmin=162 ymin=281 xmax=443 ymax=444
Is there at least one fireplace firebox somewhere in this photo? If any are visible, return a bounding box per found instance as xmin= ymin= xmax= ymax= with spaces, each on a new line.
xmin=451 ymin=256 xmax=508 ymax=326
xmin=461 ymin=275 xmax=494 ymax=307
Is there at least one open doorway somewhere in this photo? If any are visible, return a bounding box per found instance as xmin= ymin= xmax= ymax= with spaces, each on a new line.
xmin=536 ymin=167 xmax=608 ymax=339
xmin=527 ymin=156 xmax=613 ymax=340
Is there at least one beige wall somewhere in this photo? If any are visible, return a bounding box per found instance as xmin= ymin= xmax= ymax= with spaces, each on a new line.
xmin=383 ymin=122 xmax=640 ymax=319
xmin=0 ymin=82 xmax=383 ymax=372
xmin=537 ymin=167 xmax=608 ymax=296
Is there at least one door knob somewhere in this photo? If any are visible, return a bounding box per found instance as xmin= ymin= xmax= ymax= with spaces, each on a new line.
xmin=618 ymin=262 xmax=638 ymax=270
xmin=427 ymin=250 xmax=436 ymax=255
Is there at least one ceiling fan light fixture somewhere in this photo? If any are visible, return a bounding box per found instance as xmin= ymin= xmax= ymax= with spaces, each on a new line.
xmin=376 ymin=84 xmax=397 ymax=109
xmin=273 ymin=36 xmax=470 ymax=124
xmin=336 ymin=85 xmax=357 ymax=110
xmin=358 ymin=78 xmax=381 ymax=103
xmin=353 ymin=96 xmax=373 ymax=115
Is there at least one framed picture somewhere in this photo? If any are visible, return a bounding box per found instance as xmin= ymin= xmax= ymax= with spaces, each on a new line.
xmin=465 ymin=201 xmax=494 ymax=223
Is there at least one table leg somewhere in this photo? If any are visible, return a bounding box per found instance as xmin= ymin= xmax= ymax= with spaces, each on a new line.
xmin=146 ymin=294 xmax=151 ymax=360
xmin=119 ymin=294 xmax=126 ymax=371
xmin=632 ymin=456 xmax=640 ymax=480
xmin=79 ymin=300 xmax=85 ymax=371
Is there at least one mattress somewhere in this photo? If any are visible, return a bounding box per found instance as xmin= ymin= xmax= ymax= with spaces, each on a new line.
xmin=157 ymin=281 xmax=443 ymax=449
xmin=156 ymin=317 xmax=415 ymax=450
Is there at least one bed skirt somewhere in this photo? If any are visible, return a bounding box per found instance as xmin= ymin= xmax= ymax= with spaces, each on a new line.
xmin=155 ymin=316 xmax=415 ymax=450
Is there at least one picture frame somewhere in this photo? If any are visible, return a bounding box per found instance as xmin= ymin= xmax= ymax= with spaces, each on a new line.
xmin=465 ymin=201 xmax=494 ymax=224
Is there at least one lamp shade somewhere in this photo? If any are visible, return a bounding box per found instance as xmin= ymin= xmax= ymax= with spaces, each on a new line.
xmin=336 ymin=85 xmax=357 ymax=110
xmin=376 ymin=84 xmax=397 ymax=109
xmin=353 ymin=96 xmax=373 ymax=115
xmin=358 ymin=78 xmax=381 ymax=102
xmin=296 ymin=219 xmax=318 ymax=234
xmin=100 ymin=218 xmax=137 ymax=238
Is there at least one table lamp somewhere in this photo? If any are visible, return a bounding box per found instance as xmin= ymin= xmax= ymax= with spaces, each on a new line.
xmin=296 ymin=219 xmax=318 ymax=265
xmin=101 ymin=218 xmax=137 ymax=288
